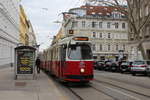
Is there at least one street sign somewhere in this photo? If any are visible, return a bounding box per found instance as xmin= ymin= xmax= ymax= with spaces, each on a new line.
xmin=15 ymin=46 xmax=36 ymax=80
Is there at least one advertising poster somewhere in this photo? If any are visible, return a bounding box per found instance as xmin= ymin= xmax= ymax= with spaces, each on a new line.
xmin=17 ymin=51 xmax=34 ymax=74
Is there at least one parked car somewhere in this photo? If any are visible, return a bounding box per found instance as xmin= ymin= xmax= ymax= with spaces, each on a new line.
xmin=110 ymin=61 xmax=119 ymax=72
xmin=131 ymin=60 xmax=150 ymax=76
xmin=93 ymin=61 xmax=105 ymax=70
xmin=120 ymin=61 xmax=132 ymax=73
xmin=96 ymin=61 xmax=105 ymax=70
xmin=93 ymin=61 xmax=98 ymax=69
xmin=104 ymin=61 xmax=112 ymax=71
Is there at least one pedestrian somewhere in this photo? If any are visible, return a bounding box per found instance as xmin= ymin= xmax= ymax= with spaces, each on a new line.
xmin=36 ymin=57 xmax=41 ymax=73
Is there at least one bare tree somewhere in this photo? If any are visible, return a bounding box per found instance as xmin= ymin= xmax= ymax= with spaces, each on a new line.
xmin=86 ymin=0 xmax=150 ymax=60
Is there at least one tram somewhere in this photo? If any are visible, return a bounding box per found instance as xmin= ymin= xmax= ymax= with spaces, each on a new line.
xmin=41 ymin=36 xmax=93 ymax=82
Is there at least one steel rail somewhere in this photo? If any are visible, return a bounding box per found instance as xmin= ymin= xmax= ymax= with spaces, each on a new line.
xmin=94 ymin=79 xmax=150 ymax=98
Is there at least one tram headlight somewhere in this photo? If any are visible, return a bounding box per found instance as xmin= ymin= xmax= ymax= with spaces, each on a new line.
xmin=80 ymin=68 xmax=85 ymax=73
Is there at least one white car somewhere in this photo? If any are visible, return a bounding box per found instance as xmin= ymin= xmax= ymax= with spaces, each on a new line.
xmin=131 ymin=60 xmax=150 ymax=76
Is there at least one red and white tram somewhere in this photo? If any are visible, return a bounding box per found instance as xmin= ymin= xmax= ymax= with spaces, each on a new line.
xmin=41 ymin=36 xmax=93 ymax=82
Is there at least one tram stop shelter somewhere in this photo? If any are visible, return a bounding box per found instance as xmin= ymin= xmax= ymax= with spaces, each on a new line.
xmin=14 ymin=46 xmax=36 ymax=80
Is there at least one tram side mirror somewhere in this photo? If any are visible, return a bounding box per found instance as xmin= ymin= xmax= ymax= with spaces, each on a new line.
xmin=62 ymin=44 xmax=67 ymax=49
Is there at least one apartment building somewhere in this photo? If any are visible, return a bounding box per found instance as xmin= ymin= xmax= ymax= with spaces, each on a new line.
xmin=0 ymin=0 xmax=19 ymax=66
xmin=61 ymin=5 xmax=129 ymax=61
xmin=28 ymin=20 xmax=37 ymax=47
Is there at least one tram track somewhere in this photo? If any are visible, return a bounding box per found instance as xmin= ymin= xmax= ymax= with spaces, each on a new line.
xmin=45 ymin=71 xmax=116 ymax=100
xmin=66 ymin=84 xmax=117 ymax=100
xmin=45 ymin=70 xmax=150 ymax=100
xmin=95 ymin=74 xmax=150 ymax=90
xmin=93 ymin=79 xmax=150 ymax=99
xmin=90 ymin=85 xmax=119 ymax=100
xmin=66 ymin=81 xmax=144 ymax=100
xmin=66 ymin=86 xmax=85 ymax=100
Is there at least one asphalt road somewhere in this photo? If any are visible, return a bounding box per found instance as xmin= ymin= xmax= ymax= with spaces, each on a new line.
xmin=52 ymin=70 xmax=150 ymax=100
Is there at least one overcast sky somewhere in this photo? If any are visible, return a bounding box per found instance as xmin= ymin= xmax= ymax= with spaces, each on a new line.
xmin=21 ymin=0 xmax=84 ymax=51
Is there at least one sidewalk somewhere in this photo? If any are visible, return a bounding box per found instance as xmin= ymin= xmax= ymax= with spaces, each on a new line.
xmin=0 ymin=67 xmax=69 ymax=100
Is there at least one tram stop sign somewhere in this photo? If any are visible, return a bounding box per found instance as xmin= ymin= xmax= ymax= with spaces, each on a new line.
xmin=14 ymin=46 xmax=36 ymax=79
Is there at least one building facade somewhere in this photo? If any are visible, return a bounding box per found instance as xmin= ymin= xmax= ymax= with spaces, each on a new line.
xmin=61 ymin=5 xmax=129 ymax=61
xmin=0 ymin=0 xmax=19 ymax=66
xmin=28 ymin=20 xmax=37 ymax=46
xmin=19 ymin=5 xmax=29 ymax=45
xmin=128 ymin=0 xmax=150 ymax=60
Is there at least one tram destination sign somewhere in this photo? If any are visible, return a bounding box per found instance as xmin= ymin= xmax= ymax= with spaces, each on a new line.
xmin=17 ymin=50 xmax=34 ymax=74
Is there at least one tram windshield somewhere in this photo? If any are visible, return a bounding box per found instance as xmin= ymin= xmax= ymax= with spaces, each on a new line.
xmin=68 ymin=44 xmax=92 ymax=60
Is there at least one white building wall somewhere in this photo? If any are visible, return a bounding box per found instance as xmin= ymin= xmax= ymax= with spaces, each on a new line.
xmin=64 ymin=17 xmax=129 ymax=61
xmin=0 ymin=0 xmax=19 ymax=66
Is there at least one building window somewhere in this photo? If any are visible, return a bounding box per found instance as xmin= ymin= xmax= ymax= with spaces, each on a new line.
xmin=145 ymin=5 xmax=149 ymax=16
xmin=93 ymin=32 xmax=96 ymax=38
xmin=106 ymin=13 xmax=110 ymax=16
xmin=72 ymin=21 xmax=78 ymax=28
xmin=92 ymin=21 xmax=96 ymax=28
xmin=82 ymin=21 xmax=85 ymax=28
xmin=108 ymin=44 xmax=110 ymax=51
xmin=146 ymin=26 xmax=150 ymax=36
xmin=115 ymin=22 xmax=119 ymax=29
xmin=90 ymin=7 xmax=93 ymax=9
xmin=116 ymin=44 xmax=118 ymax=51
xmin=100 ymin=44 xmax=102 ymax=51
xmin=108 ymin=33 xmax=111 ymax=38
xmin=122 ymin=23 xmax=126 ymax=29
xmin=107 ymin=22 xmax=111 ymax=28
xmin=99 ymin=33 xmax=102 ymax=38
xmin=113 ymin=12 xmax=120 ymax=18
xmin=92 ymin=12 xmax=96 ymax=15
xmin=99 ymin=22 xmax=103 ymax=28
xmin=123 ymin=44 xmax=125 ymax=51
xmin=98 ymin=12 xmax=102 ymax=16
xmin=93 ymin=44 xmax=96 ymax=51
xmin=131 ymin=0 xmax=133 ymax=5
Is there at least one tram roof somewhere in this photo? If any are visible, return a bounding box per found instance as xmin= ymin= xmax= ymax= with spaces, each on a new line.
xmin=50 ymin=36 xmax=91 ymax=47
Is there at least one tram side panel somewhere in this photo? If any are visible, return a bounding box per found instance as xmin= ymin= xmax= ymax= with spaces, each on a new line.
xmin=62 ymin=61 xmax=93 ymax=82
xmin=51 ymin=47 xmax=59 ymax=77
xmin=60 ymin=44 xmax=93 ymax=82
xmin=59 ymin=46 xmax=66 ymax=79
xmin=41 ymin=37 xmax=94 ymax=82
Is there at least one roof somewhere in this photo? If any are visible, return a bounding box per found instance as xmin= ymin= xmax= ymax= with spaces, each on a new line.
xmin=81 ymin=5 xmax=127 ymax=16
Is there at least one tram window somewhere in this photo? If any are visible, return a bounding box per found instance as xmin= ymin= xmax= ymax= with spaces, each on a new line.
xmin=68 ymin=45 xmax=81 ymax=60
xmin=61 ymin=46 xmax=66 ymax=61
xmin=81 ymin=45 xmax=92 ymax=59
xmin=68 ymin=45 xmax=92 ymax=60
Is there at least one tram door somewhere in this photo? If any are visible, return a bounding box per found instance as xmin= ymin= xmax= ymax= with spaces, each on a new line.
xmin=59 ymin=45 xmax=66 ymax=78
